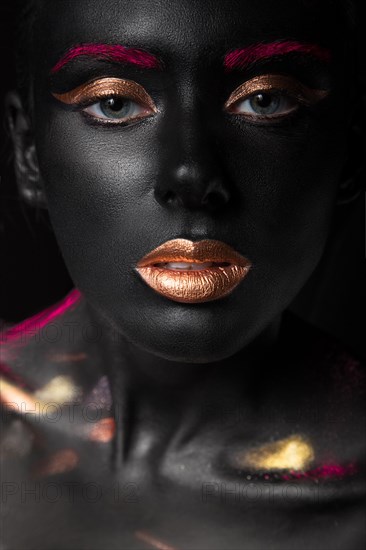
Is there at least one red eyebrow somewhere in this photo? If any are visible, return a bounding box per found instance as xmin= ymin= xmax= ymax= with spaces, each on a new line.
xmin=50 ymin=44 xmax=163 ymax=74
xmin=224 ymin=40 xmax=332 ymax=71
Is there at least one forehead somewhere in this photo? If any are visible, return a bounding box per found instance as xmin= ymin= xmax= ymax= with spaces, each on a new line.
xmin=33 ymin=0 xmax=343 ymax=66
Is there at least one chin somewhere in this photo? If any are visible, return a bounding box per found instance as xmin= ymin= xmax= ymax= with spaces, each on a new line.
xmin=107 ymin=299 xmax=263 ymax=364
xmin=139 ymin=340 xmax=240 ymax=364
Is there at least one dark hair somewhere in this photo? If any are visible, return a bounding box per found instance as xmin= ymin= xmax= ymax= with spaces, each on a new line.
xmin=14 ymin=0 xmax=39 ymax=113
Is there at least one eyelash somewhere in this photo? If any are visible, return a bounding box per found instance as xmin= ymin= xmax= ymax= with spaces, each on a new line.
xmin=52 ymin=78 xmax=158 ymax=127
xmin=77 ymin=93 xmax=310 ymax=129
xmin=79 ymin=97 xmax=153 ymax=126
xmin=81 ymin=90 xmax=298 ymax=123
xmin=225 ymin=90 xmax=302 ymax=121
xmin=223 ymin=75 xmax=328 ymax=124
xmin=53 ymin=76 xmax=327 ymax=127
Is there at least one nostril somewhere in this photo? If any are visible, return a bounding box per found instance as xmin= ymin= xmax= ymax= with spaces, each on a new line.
xmin=154 ymin=188 xmax=176 ymax=206
xmin=202 ymin=191 xmax=221 ymax=207
xmin=164 ymin=191 xmax=176 ymax=204
xmin=154 ymin=173 xmax=231 ymax=211
xmin=162 ymin=191 xmax=184 ymax=207
xmin=202 ymin=182 xmax=231 ymax=209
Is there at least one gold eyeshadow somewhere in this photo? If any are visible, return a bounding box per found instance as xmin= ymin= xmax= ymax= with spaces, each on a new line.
xmin=52 ymin=77 xmax=157 ymax=112
xmin=225 ymin=74 xmax=329 ymax=111
xmin=52 ymin=75 xmax=329 ymax=125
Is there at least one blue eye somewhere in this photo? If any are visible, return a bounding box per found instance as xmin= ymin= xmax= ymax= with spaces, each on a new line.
xmin=83 ymin=96 xmax=148 ymax=122
xmin=233 ymin=92 xmax=298 ymax=117
xmin=224 ymin=75 xmax=329 ymax=122
xmin=53 ymin=77 xmax=158 ymax=125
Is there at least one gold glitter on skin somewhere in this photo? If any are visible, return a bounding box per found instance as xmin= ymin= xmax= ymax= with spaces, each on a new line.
xmin=33 ymin=449 xmax=79 ymax=477
xmin=135 ymin=531 xmax=178 ymax=550
xmin=35 ymin=375 xmax=81 ymax=404
xmin=48 ymin=352 xmax=87 ymax=363
xmin=237 ymin=434 xmax=315 ymax=471
xmin=52 ymin=77 xmax=157 ymax=122
xmin=88 ymin=417 xmax=116 ymax=443
xmin=0 ymin=378 xmax=112 ymax=441
xmin=135 ymin=239 xmax=252 ymax=304
xmin=0 ymin=377 xmax=45 ymax=414
xmin=225 ymin=74 xmax=329 ymax=112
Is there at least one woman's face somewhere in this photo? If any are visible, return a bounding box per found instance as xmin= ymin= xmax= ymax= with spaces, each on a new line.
xmin=28 ymin=0 xmax=350 ymax=362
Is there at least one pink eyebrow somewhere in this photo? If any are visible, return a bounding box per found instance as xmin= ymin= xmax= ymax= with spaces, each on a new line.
xmin=224 ymin=40 xmax=332 ymax=71
xmin=51 ymin=44 xmax=163 ymax=74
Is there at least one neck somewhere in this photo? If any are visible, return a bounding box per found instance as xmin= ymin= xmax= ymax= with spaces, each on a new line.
xmin=85 ymin=302 xmax=282 ymax=471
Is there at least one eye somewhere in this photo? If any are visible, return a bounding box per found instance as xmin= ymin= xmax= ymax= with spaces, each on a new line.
xmin=52 ymin=78 xmax=158 ymax=125
xmin=83 ymin=96 xmax=150 ymax=122
xmin=224 ymin=75 xmax=329 ymax=122
xmin=231 ymin=92 xmax=298 ymax=118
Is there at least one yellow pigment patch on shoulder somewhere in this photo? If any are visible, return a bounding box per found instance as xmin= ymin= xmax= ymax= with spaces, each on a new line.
xmin=35 ymin=375 xmax=81 ymax=404
xmin=0 ymin=377 xmax=44 ymax=414
xmin=238 ymin=434 xmax=315 ymax=471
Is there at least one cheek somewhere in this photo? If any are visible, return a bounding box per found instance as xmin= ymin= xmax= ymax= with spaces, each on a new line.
xmin=33 ymin=125 xmax=157 ymax=329
xmin=37 ymin=113 xmax=159 ymax=220
xmin=35 ymin=113 xmax=162 ymax=276
xmin=209 ymin=118 xmax=347 ymax=320
xmin=222 ymin=120 xmax=345 ymax=264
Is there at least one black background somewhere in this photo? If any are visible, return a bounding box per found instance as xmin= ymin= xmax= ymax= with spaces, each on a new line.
xmin=0 ymin=2 xmax=364 ymax=356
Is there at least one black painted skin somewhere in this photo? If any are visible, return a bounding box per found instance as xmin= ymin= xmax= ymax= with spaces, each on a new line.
xmin=3 ymin=0 xmax=366 ymax=548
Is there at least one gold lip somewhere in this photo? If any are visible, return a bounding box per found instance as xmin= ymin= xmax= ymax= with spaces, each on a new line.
xmin=135 ymin=239 xmax=252 ymax=304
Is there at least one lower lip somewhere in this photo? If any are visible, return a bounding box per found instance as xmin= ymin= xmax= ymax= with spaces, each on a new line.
xmin=135 ymin=264 xmax=250 ymax=304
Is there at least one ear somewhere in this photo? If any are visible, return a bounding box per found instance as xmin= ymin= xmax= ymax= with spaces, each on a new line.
xmin=5 ymin=91 xmax=47 ymax=208
xmin=337 ymin=114 xmax=365 ymax=206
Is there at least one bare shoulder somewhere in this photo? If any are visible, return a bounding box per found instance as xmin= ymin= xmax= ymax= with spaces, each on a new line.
xmin=0 ymin=289 xmax=114 ymax=474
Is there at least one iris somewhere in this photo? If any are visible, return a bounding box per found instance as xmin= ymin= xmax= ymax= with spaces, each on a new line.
xmin=249 ymin=93 xmax=281 ymax=115
xmin=99 ymin=97 xmax=135 ymax=119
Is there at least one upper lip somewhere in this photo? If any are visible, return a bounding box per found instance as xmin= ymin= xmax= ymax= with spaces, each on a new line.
xmin=135 ymin=238 xmax=250 ymax=268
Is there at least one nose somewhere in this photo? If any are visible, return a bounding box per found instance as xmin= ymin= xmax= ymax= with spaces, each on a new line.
xmin=153 ymin=100 xmax=231 ymax=214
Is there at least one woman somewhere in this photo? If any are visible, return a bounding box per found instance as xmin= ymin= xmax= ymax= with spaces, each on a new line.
xmin=1 ymin=0 xmax=365 ymax=548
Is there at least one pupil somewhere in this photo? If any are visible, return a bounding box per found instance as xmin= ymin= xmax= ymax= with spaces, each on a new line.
xmin=104 ymin=97 xmax=125 ymax=112
xmin=254 ymin=94 xmax=272 ymax=108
